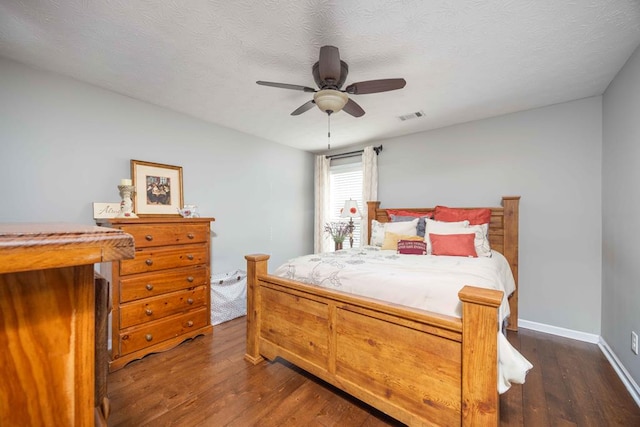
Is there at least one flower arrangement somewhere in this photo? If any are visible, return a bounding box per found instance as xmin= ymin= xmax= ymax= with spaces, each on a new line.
xmin=324 ymin=221 xmax=352 ymax=243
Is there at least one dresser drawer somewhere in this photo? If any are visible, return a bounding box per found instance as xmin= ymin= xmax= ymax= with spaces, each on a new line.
xmin=119 ymin=285 xmax=208 ymax=329
xmin=118 ymin=307 xmax=209 ymax=355
xmin=120 ymin=244 xmax=208 ymax=275
xmin=117 ymin=223 xmax=209 ymax=248
xmin=119 ymin=265 xmax=208 ymax=302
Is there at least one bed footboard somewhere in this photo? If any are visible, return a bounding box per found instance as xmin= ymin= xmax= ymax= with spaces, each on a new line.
xmin=245 ymin=254 xmax=502 ymax=427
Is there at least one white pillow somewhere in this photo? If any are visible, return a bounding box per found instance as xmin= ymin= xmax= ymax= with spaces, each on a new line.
xmin=370 ymin=220 xmax=386 ymax=246
xmin=370 ymin=218 xmax=419 ymax=247
xmin=469 ymin=223 xmax=492 ymax=257
xmin=424 ymin=218 xmax=470 ymax=254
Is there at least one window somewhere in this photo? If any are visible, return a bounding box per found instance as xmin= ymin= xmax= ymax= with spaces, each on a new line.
xmin=329 ymin=161 xmax=363 ymax=248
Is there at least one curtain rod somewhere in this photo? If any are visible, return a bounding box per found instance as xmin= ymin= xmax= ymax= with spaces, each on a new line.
xmin=325 ymin=145 xmax=383 ymax=160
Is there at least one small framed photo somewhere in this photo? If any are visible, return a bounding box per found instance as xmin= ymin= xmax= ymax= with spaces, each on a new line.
xmin=131 ymin=160 xmax=184 ymax=216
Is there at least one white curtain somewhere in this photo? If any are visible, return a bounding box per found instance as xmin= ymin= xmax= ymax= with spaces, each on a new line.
xmin=361 ymin=146 xmax=378 ymax=246
xmin=314 ymin=154 xmax=330 ymax=253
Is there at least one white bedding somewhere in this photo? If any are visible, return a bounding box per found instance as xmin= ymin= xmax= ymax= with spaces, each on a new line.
xmin=273 ymin=246 xmax=532 ymax=393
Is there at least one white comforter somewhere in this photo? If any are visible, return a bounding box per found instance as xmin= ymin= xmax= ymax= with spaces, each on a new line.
xmin=273 ymin=246 xmax=532 ymax=393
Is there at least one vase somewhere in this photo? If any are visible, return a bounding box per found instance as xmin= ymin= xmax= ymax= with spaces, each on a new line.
xmin=334 ymin=241 xmax=343 ymax=251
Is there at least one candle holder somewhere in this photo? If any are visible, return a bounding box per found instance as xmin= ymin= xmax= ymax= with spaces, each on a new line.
xmin=117 ymin=184 xmax=138 ymax=218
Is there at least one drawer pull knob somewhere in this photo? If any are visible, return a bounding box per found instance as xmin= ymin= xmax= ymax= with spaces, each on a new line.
xmin=145 ymin=235 xmax=153 ymax=241
xmin=145 ymin=334 xmax=153 ymax=342
xmin=145 ymin=284 xmax=154 ymax=291
xmin=145 ymin=309 xmax=153 ymax=316
xmin=145 ymin=259 xmax=153 ymax=266
xmin=187 ymin=298 xmax=194 ymax=305
xmin=187 ymin=254 xmax=194 ymax=261
xmin=187 ymin=233 xmax=195 ymax=239
xmin=187 ymin=276 xmax=194 ymax=282
xmin=186 ymin=320 xmax=194 ymax=327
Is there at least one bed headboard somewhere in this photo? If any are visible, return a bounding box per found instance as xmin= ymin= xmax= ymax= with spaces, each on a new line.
xmin=366 ymin=196 xmax=520 ymax=330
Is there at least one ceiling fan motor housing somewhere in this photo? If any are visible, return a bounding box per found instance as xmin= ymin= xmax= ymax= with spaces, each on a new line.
xmin=312 ymin=61 xmax=349 ymax=89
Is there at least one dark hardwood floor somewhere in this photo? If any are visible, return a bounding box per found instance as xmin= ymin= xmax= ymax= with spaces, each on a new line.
xmin=107 ymin=317 xmax=640 ymax=426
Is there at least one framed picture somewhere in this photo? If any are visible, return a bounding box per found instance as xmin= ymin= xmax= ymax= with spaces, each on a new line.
xmin=131 ymin=160 xmax=184 ymax=216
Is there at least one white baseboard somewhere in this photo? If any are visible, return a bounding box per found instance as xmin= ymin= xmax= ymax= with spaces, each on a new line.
xmin=519 ymin=318 xmax=640 ymax=407
xmin=598 ymin=338 xmax=640 ymax=407
xmin=518 ymin=319 xmax=599 ymax=343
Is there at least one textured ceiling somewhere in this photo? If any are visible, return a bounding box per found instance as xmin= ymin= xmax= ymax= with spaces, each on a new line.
xmin=1 ymin=1 xmax=639 ymax=152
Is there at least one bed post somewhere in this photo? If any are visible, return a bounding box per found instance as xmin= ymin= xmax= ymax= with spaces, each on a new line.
xmin=458 ymin=286 xmax=503 ymax=427
xmin=244 ymin=254 xmax=269 ymax=365
xmin=501 ymin=196 xmax=520 ymax=331
xmin=367 ymin=201 xmax=381 ymax=245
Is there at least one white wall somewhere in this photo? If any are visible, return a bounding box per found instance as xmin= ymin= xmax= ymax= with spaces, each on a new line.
xmin=602 ymin=44 xmax=640 ymax=383
xmin=346 ymin=97 xmax=603 ymax=334
xmin=0 ymin=57 xmax=315 ymax=272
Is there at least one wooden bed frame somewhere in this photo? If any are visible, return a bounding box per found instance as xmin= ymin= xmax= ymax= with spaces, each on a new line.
xmin=245 ymin=196 xmax=520 ymax=426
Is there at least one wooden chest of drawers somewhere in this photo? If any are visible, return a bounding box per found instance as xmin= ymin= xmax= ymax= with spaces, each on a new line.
xmin=97 ymin=217 xmax=214 ymax=372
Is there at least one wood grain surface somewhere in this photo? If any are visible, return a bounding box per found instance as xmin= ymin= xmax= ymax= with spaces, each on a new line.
xmin=0 ymin=223 xmax=134 ymax=426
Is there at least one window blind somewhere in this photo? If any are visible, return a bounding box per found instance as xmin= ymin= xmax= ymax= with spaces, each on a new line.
xmin=329 ymin=162 xmax=363 ymax=248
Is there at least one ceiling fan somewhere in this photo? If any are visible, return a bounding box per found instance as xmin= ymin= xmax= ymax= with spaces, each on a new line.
xmin=256 ymin=45 xmax=406 ymax=117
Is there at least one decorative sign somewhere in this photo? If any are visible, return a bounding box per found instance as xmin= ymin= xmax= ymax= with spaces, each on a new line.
xmin=397 ymin=240 xmax=427 ymax=255
xmin=93 ymin=202 xmax=121 ymax=219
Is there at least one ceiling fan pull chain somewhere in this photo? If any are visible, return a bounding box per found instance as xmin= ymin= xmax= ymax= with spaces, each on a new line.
xmin=327 ymin=112 xmax=331 ymax=150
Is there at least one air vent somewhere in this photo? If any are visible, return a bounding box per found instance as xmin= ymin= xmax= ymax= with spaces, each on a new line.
xmin=398 ymin=110 xmax=425 ymax=121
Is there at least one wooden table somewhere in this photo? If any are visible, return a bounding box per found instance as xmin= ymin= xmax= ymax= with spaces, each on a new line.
xmin=0 ymin=223 xmax=134 ymax=427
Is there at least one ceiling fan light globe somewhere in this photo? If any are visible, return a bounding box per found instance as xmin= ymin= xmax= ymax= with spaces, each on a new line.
xmin=313 ymin=89 xmax=348 ymax=114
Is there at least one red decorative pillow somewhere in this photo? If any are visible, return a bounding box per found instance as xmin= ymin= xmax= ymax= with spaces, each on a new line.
xmin=397 ymin=240 xmax=427 ymax=255
xmin=386 ymin=209 xmax=433 ymax=219
xmin=433 ymin=206 xmax=491 ymax=225
xmin=429 ymin=233 xmax=477 ymax=257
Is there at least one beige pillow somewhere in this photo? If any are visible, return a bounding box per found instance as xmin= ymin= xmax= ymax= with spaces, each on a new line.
xmin=381 ymin=232 xmax=424 ymax=250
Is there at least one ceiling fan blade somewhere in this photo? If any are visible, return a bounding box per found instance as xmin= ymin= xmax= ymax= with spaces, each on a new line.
xmin=256 ymin=81 xmax=316 ymax=92
xmin=342 ymin=98 xmax=365 ymax=117
xmin=318 ymin=46 xmax=341 ymax=83
xmin=291 ymin=100 xmax=316 ymax=116
xmin=345 ymin=78 xmax=407 ymax=95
